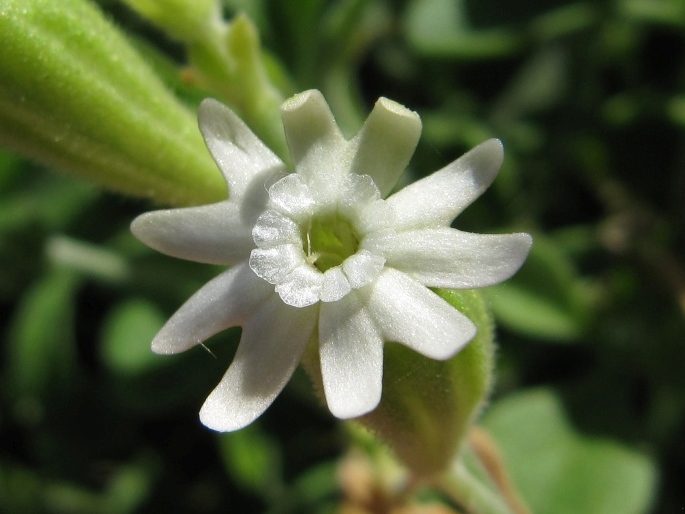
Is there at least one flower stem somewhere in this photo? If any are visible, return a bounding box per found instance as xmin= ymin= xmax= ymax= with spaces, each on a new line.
xmin=432 ymin=463 xmax=514 ymax=514
xmin=430 ymin=427 xmax=531 ymax=514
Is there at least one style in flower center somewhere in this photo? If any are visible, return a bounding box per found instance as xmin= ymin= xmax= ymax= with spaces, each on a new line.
xmin=305 ymin=213 xmax=360 ymax=272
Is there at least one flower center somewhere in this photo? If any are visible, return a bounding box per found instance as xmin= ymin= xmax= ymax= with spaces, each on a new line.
xmin=305 ymin=214 xmax=359 ymax=272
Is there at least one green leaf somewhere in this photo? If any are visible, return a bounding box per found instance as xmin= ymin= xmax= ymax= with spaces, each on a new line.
xmin=6 ymin=269 xmax=78 ymax=400
xmin=0 ymin=0 xmax=225 ymax=206
xmin=218 ymin=424 xmax=282 ymax=498
xmin=100 ymin=299 xmax=166 ymax=377
xmin=0 ymin=462 xmax=44 ymax=513
xmin=482 ymin=389 xmax=657 ymax=514
xmin=405 ymin=0 xmax=523 ymax=59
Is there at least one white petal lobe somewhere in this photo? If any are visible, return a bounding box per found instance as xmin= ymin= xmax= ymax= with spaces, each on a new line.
xmin=252 ymin=210 xmax=301 ymax=248
xmin=280 ymin=90 xmax=349 ymax=201
xmin=275 ymin=264 xmax=324 ymax=307
xmin=370 ymin=228 xmax=533 ymax=289
xmin=367 ymin=268 xmax=476 ymax=360
xmin=319 ymin=293 xmax=384 ymax=418
xmin=387 ymin=139 xmax=504 ymax=230
xmin=131 ymin=202 xmax=254 ymax=265
xmin=342 ymin=250 xmax=386 ymax=289
xmin=320 ymin=267 xmax=352 ymax=302
xmin=249 ymin=245 xmax=303 ymax=284
xmin=151 ymin=263 xmax=272 ymax=355
xmin=199 ymin=297 xmax=317 ymax=431
xmin=349 ymin=97 xmax=422 ymax=197
xmin=198 ymin=99 xmax=286 ymax=200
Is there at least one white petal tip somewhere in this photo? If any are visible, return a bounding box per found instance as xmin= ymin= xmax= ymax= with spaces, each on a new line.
xmin=471 ymin=138 xmax=504 ymax=170
xmin=150 ymin=334 xmax=190 ymax=355
xmin=129 ymin=212 xmax=156 ymax=244
xmin=330 ymin=404 xmax=377 ymax=420
xmin=198 ymin=97 xmax=222 ymax=116
xmin=377 ymin=97 xmax=420 ymax=123
xmin=281 ymin=89 xmax=324 ymax=112
xmin=520 ymin=232 xmax=534 ymax=248
xmin=199 ymin=402 xmax=250 ymax=433
xmin=328 ymin=395 xmax=381 ymax=420
xmin=150 ymin=342 xmax=173 ymax=355
xmin=505 ymin=232 xmax=534 ymax=274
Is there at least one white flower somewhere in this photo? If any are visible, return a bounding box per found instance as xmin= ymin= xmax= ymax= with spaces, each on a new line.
xmin=131 ymin=90 xmax=531 ymax=431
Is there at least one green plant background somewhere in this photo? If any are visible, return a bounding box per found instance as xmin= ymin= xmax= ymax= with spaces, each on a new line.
xmin=1 ymin=0 xmax=682 ymax=512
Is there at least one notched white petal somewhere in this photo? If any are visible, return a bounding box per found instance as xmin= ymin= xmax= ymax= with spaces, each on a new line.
xmin=131 ymin=202 xmax=254 ymax=265
xmin=320 ymin=266 xmax=352 ymax=302
xmin=387 ymin=139 xmax=504 ymax=230
xmin=151 ymin=263 xmax=271 ymax=355
xmin=252 ymin=210 xmax=302 ymax=248
xmin=275 ymin=264 xmax=324 ymax=307
xmin=342 ymin=250 xmax=386 ymax=289
xmin=350 ymin=97 xmax=422 ymax=197
xmin=281 ymin=90 xmax=348 ymax=185
xmin=199 ymin=296 xmax=318 ymax=432
xmin=249 ymin=244 xmax=303 ymax=284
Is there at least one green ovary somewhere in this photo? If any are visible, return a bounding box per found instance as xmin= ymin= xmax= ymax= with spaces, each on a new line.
xmin=306 ymin=214 xmax=359 ymax=272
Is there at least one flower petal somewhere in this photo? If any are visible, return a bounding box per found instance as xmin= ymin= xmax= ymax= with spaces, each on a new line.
xmin=280 ymin=90 xmax=348 ymax=201
xmin=387 ymin=139 xmax=504 ymax=230
xmin=199 ymin=99 xmax=286 ymax=202
xmin=199 ymin=296 xmax=318 ymax=432
xmin=350 ymin=97 xmax=422 ymax=197
xmin=249 ymin=244 xmax=303 ymax=284
xmin=268 ymin=173 xmax=316 ymax=223
xmin=131 ymin=202 xmax=253 ymax=265
xmin=355 ymin=200 xmax=396 ymax=235
xmin=252 ymin=210 xmax=302 ymax=248
xmin=366 ymin=228 xmax=533 ymax=289
xmin=275 ymin=264 xmax=324 ymax=307
xmin=336 ymin=174 xmax=380 ymax=220
xmin=364 ymin=228 xmax=533 ymax=289
xmin=366 ymin=268 xmax=476 ymax=360
xmin=151 ymin=263 xmax=272 ymax=354
xmin=319 ymin=292 xmax=384 ymax=418
xmin=320 ymin=266 xmax=352 ymax=302
xmin=342 ymin=250 xmax=385 ymax=289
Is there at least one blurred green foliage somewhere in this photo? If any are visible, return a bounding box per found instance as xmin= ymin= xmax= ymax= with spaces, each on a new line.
xmin=2 ymin=0 xmax=684 ymax=511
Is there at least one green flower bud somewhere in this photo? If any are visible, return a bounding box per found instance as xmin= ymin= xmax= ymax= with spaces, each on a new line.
xmin=0 ymin=0 xmax=224 ymax=206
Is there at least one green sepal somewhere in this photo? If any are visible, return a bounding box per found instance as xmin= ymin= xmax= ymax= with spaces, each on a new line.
xmin=119 ymin=0 xmax=220 ymax=42
xmin=0 ymin=0 xmax=225 ymax=206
